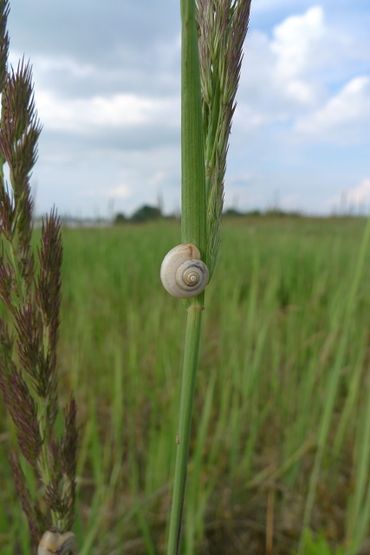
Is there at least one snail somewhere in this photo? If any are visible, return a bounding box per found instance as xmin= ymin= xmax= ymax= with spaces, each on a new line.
xmin=37 ymin=531 xmax=77 ymax=555
xmin=160 ymin=243 xmax=209 ymax=298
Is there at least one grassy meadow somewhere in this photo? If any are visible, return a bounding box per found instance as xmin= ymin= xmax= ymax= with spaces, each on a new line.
xmin=1 ymin=216 xmax=370 ymax=554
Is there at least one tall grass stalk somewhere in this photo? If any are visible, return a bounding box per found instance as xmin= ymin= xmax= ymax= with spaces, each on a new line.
xmin=0 ymin=217 xmax=366 ymax=552
xmin=166 ymin=1 xmax=251 ymax=553
xmin=298 ymin=215 xmax=370 ymax=554
xmin=166 ymin=1 xmax=206 ymax=553
xmin=0 ymin=1 xmax=78 ymax=552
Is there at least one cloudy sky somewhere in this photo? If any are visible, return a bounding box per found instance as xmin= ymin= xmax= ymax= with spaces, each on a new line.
xmin=7 ymin=0 xmax=370 ymax=217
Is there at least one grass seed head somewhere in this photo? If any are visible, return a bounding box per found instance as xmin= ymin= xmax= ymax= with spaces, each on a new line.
xmin=197 ymin=0 xmax=252 ymax=276
xmin=0 ymin=0 xmax=78 ymax=546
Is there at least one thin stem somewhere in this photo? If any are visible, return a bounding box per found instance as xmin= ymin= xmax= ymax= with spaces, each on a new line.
xmin=167 ymin=0 xmax=206 ymax=551
xmin=180 ymin=0 xmax=207 ymax=254
xmin=167 ymin=302 xmax=203 ymax=555
xmin=166 ymin=1 xmax=250 ymax=553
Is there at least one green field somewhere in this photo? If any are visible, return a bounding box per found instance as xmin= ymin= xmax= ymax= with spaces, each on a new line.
xmin=1 ymin=216 xmax=370 ymax=554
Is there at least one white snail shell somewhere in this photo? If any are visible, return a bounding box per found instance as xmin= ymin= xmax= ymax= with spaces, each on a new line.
xmin=38 ymin=531 xmax=77 ymax=555
xmin=160 ymin=243 xmax=209 ymax=298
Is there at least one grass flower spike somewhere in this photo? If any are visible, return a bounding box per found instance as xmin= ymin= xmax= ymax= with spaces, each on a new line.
xmin=198 ymin=0 xmax=252 ymax=276
xmin=0 ymin=1 xmax=78 ymax=553
xmin=164 ymin=1 xmax=252 ymax=554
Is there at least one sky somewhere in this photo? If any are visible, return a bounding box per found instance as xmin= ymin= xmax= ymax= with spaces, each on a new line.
xmin=6 ymin=0 xmax=370 ymax=217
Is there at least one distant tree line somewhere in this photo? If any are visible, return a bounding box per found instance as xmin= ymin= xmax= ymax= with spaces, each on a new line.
xmin=113 ymin=204 xmax=304 ymax=224
xmin=34 ymin=205 xmax=365 ymax=229
xmin=115 ymin=204 xmax=162 ymax=224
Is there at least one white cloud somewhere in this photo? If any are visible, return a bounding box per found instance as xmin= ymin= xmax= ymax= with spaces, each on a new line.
xmin=36 ymin=89 xmax=179 ymax=133
xmin=19 ymin=2 xmax=370 ymax=215
xmin=32 ymin=5 xmax=334 ymax=143
xmin=295 ymin=76 xmax=370 ymax=142
xmin=235 ymin=4 xmax=370 ymax=154
xmin=237 ymin=4 xmax=332 ymax=131
xmin=252 ymin=0 xmax=311 ymax=13
xmin=272 ymin=6 xmax=324 ymax=76
xmin=32 ymin=6 xmax=369 ymax=150
xmin=9 ymin=51 xmax=97 ymax=83
xmin=34 ymin=57 xmax=95 ymax=78
xmin=108 ymin=185 xmax=131 ymax=199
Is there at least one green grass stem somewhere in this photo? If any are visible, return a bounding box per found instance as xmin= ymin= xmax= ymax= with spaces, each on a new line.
xmin=180 ymin=0 xmax=207 ymax=254
xmin=167 ymin=304 xmax=203 ymax=555
xmin=298 ymin=215 xmax=370 ymax=554
xmin=166 ymin=0 xmax=207 ymax=553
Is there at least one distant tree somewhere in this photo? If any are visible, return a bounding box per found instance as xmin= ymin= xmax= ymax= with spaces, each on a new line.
xmin=265 ymin=208 xmax=302 ymax=218
xmin=223 ymin=208 xmax=244 ymax=217
xmin=131 ymin=204 xmax=162 ymax=222
xmin=223 ymin=208 xmax=262 ymax=217
xmin=114 ymin=212 xmax=127 ymax=225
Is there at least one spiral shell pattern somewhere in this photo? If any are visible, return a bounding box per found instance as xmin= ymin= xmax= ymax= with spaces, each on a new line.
xmin=37 ymin=531 xmax=77 ymax=555
xmin=160 ymin=243 xmax=209 ymax=298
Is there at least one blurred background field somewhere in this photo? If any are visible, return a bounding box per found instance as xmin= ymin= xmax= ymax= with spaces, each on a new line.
xmin=1 ymin=216 xmax=370 ymax=554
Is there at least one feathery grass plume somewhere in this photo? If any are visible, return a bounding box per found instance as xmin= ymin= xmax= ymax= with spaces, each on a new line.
xmin=0 ymin=1 xmax=78 ymax=552
xmin=197 ymin=0 xmax=252 ymax=276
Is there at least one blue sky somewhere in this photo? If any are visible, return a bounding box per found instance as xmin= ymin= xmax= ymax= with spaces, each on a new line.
xmin=7 ymin=0 xmax=370 ymax=216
